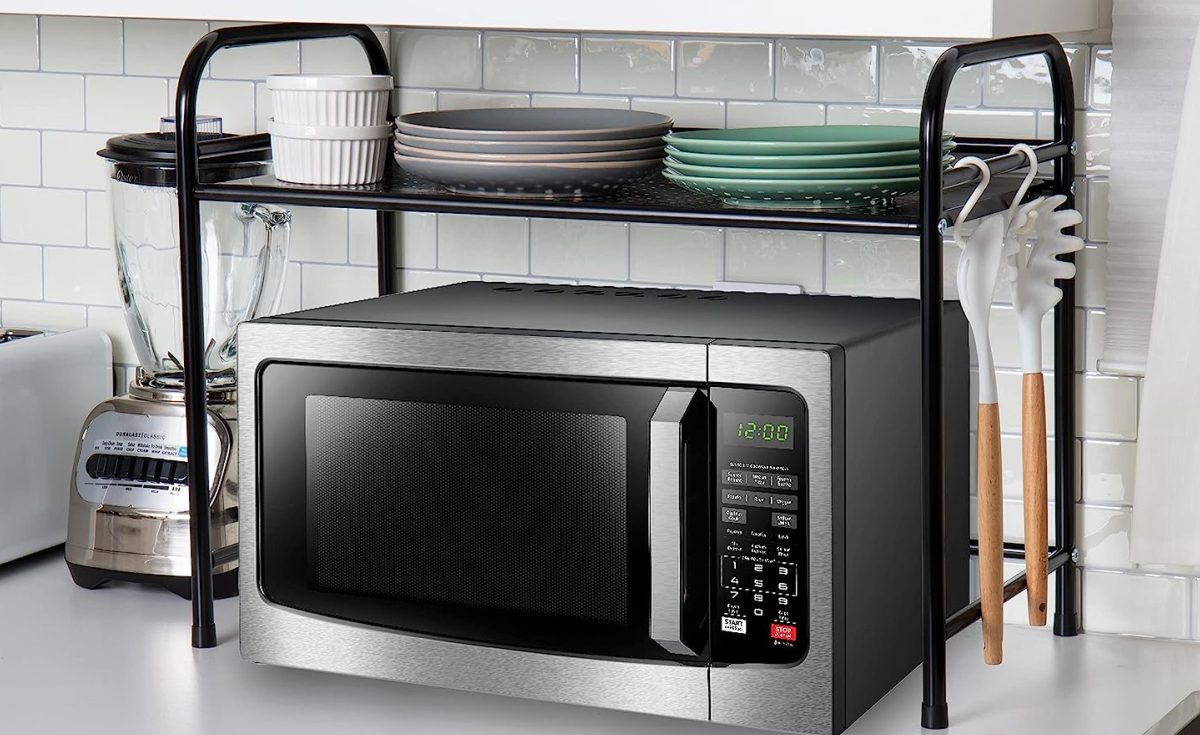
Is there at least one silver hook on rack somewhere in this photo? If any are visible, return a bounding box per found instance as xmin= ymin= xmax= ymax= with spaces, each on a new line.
xmin=951 ymin=156 xmax=992 ymax=247
xmin=1006 ymin=143 xmax=1041 ymax=226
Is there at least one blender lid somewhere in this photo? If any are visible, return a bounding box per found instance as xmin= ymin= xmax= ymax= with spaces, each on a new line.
xmin=98 ymin=132 xmax=273 ymax=186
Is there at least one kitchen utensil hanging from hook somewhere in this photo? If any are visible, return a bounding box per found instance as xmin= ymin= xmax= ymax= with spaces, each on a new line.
xmin=1003 ymin=143 xmax=1084 ymax=627
xmin=952 ymin=155 xmax=1006 ymax=665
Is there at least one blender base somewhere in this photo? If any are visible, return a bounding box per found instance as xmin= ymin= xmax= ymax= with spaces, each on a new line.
xmin=66 ymin=560 xmax=238 ymax=600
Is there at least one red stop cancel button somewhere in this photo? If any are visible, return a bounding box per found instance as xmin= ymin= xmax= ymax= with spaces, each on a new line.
xmin=769 ymin=623 xmax=797 ymax=642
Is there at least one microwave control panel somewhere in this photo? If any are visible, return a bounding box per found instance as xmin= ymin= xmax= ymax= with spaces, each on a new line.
xmin=710 ymin=387 xmax=809 ymax=665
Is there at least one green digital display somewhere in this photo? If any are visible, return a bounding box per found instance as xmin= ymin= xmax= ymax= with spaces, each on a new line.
xmin=725 ymin=413 xmax=794 ymax=450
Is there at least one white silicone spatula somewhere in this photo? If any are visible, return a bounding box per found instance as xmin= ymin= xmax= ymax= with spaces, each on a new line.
xmin=951 ymin=156 xmax=1007 ymax=666
xmin=1005 ymin=191 xmax=1083 ymax=627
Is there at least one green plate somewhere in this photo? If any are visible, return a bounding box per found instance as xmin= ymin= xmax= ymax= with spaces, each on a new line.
xmin=664 ymin=144 xmax=954 ymax=169
xmin=664 ymin=125 xmax=954 ymax=155
xmin=664 ymin=158 xmax=948 ymax=180
xmin=663 ymin=170 xmax=919 ymax=209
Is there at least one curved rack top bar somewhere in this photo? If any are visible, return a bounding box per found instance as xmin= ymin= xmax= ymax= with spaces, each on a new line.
xmin=173 ymin=23 xmax=389 ymax=650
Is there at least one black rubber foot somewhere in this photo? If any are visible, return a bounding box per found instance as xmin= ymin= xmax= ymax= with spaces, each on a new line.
xmin=921 ymin=703 xmax=949 ymax=730
xmin=192 ymin=623 xmax=218 ymax=648
xmin=66 ymin=561 xmax=238 ymax=600
xmin=1053 ymin=611 xmax=1081 ymax=637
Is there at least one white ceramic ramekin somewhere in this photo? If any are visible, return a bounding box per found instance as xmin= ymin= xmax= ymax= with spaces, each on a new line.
xmin=266 ymin=74 xmax=391 ymax=127
xmin=268 ymin=120 xmax=391 ymax=185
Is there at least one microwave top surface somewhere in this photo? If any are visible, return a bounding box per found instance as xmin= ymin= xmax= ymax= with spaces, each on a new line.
xmin=259 ymin=281 xmax=927 ymax=346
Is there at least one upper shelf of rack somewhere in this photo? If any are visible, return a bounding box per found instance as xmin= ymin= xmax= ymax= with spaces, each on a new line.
xmin=13 ymin=0 xmax=1106 ymax=39
xmin=201 ymin=156 xmax=1056 ymax=235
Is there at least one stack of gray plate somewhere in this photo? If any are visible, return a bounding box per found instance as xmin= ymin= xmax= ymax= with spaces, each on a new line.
xmin=394 ymin=108 xmax=671 ymax=198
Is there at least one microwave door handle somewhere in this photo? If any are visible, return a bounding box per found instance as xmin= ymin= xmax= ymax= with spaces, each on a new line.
xmin=649 ymin=387 xmax=700 ymax=656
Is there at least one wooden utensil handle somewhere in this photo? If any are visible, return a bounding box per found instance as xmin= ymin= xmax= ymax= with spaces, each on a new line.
xmin=1023 ymin=373 xmax=1049 ymax=627
xmin=978 ymin=402 xmax=1004 ymax=665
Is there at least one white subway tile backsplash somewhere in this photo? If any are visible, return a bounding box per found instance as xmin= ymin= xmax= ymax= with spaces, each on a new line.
xmin=44 ymin=245 xmax=119 ymax=305
xmin=394 ymin=30 xmax=482 ymax=90
xmin=0 ymin=72 xmax=84 ymax=129
xmin=86 ymin=191 xmax=112 ymax=249
xmin=1080 ymin=505 xmax=1133 ymax=570
xmin=725 ymin=101 xmax=824 ymax=128
xmin=0 ymin=16 xmax=38 ymax=71
xmin=1080 ymin=111 xmax=1111 ymax=173
xmin=0 ymin=243 xmax=42 ymax=299
xmin=1091 ymin=46 xmax=1112 ymax=110
xmin=41 ymin=132 xmax=110 ymax=190
xmin=983 ymin=45 xmax=1088 ymax=110
xmin=1076 ymin=244 xmax=1106 ymax=308
xmin=532 ymin=93 xmax=630 ymax=110
xmin=531 ymin=219 xmax=628 ymax=281
xmin=825 ymin=104 xmax=1037 ymax=138
xmin=398 ymin=88 xmax=437 ymax=115
xmin=0 ymin=299 xmax=87 ymax=331
xmin=1087 ymin=177 xmax=1109 ymax=242
xmin=400 ymin=212 xmax=438 ymax=269
xmin=724 ymin=230 xmax=823 ymax=290
xmin=85 ymin=75 xmax=168 ymax=133
xmin=1084 ymin=570 xmax=1191 ymax=638
xmin=347 ymin=209 xmax=379 ymax=267
xmin=629 ymin=224 xmax=723 ymax=285
xmin=1 ymin=187 xmax=85 ymax=246
xmin=300 ymin=263 xmax=375 ymax=309
xmin=1084 ymin=309 xmax=1106 ymax=373
xmin=678 ymin=39 xmax=772 ymax=100
xmin=124 ymin=19 xmax=209 ymax=77
xmin=631 ymin=97 xmax=724 ymax=129
xmin=776 ymin=40 xmax=877 ymax=103
xmin=437 ymin=90 xmax=529 ymax=110
xmin=580 ymin=37 xmax=673 ymax=97
xmin=287 ymin=208 xmax=348 ymax=264
xmin=0 ymin=130 xmax=40 ymax=185
xmin=86 ymin=305 xmax=135 ymax=363
xmin=397 ymin=269 xmax=480 ymax=292
xmin=169 ymin=79 xmax=257 ymax=135
xmin=207 ymin=22 xmax=298 ymax=80
xmin=485 ymin=33 xmax=578 ymax=93
xmin=1078 ymin=374 xmax=1139 ymax=441
xmin=999 ymin=433 xmax=1056 ymax=500
xmin=438 ymin=215 xmax=528 ymax=274
xmin=825 ymin=233 xmax=959 ymax=298
xmin=40 ymin=17 xmax=123 ymax=74
xmin=1082 ymin=439 xmax=1137 ymax=506
xmin=278 ymin=262 xmax=302 ymax=314
xmin=881 ymin=42 xmax=981 ymax=107
xmin=301 ymin=36 xmax=379 ymax=75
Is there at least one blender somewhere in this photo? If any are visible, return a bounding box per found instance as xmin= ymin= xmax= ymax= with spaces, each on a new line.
xmin=66 ymin=117 xmax=291 ymax=598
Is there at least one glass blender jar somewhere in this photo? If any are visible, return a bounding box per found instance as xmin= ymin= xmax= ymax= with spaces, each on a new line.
xmin=67 ymin=118 xmax=291 ymax=598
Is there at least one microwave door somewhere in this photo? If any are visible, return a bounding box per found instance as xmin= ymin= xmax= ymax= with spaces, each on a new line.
xmin=649 ymin=387 xmax=711 ymax=658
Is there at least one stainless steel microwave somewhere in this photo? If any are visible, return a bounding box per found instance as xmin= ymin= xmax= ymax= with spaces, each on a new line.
xmin=238 ymin=282 xmax=969 ymax=734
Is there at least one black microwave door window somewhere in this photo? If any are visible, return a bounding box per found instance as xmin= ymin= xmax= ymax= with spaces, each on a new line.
xmin=257 ymin=363 xmax=701 ymax=663
xmin=306 ymin=396 xmax=628 ymax=624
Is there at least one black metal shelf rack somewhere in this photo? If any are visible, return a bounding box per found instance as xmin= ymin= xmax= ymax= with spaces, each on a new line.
xmin=172 ymin=23 xmax=1080 ymax=730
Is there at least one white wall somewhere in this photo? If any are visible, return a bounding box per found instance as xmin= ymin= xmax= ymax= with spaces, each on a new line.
xmin=0 ymin=15 xmax=1168 ymax=638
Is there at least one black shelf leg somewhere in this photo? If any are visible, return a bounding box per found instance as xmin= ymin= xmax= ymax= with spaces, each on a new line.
xmin=173 ymin=22 xmax=390 ymax=649
xmin=377 ymin=210 xmax=395 ymax=296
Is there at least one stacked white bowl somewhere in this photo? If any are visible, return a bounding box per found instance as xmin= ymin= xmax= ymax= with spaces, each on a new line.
xmin=266 ymin=74 xmax=392 ymax=185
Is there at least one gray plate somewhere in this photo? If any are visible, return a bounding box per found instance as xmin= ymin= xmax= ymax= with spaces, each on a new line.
xmin=395 ymin=153 xmax=661 ymax=198
xmin=394 ymin=140 xmax=665 ymax=163
xmin=396 ymin=131 xmax=666 ymax=154
xmin=397 ymin=107 xmax=673 ymax=141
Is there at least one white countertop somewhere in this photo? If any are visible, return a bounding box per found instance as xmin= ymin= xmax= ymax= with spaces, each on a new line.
xmin=1 ymin=549 xmax=1195 ymax=735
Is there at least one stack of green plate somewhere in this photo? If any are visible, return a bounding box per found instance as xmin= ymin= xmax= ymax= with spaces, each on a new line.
xmin=662 ymin=125 xmax=955 ymax=209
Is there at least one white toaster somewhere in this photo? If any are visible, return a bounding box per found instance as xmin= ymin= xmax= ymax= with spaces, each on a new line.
xmin=0 ymin=328 xmax=112 ymax=564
